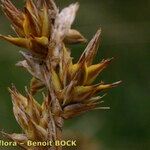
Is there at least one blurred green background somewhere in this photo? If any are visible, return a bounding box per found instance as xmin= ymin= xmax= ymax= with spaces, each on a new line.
xmin=0 ymin=0 xmax=150 ymax=150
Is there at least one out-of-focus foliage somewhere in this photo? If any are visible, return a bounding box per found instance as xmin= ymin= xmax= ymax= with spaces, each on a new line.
xmin=0 ymin=0 xmax=149 ymax=150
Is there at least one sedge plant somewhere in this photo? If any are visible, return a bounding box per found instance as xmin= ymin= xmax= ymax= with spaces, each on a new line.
xmin=0 ymin=0 xmax=121 ymax=150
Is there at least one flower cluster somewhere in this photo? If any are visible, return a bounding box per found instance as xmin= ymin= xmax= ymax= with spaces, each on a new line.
xmin=0 ymin=0 xmax=121 ymax=150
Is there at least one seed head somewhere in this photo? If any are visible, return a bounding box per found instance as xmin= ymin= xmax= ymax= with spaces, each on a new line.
xmin=0 ymin=0 xmax=121 ymax=149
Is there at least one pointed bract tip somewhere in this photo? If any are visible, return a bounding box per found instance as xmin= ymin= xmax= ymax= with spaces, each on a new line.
xmin=73 ymin=2 xmax=79 ymax=8
xmin=95 ymin=106 xmax=110 ymax=110
xmin=111 ymin=81 xmax=122 ymax=87
xmin=96 ymin=28 xmax=102 ymax=36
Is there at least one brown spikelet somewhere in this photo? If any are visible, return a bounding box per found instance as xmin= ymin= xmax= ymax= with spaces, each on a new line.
xmin=0 ymin=0 xmax=86 ymax=59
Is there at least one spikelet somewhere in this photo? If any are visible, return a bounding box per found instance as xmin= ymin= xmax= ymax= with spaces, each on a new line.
xmin=3 ymin=86 xmax=62 ymax=150
xmin=16 ymin=29 xmax=121 ymax=114
xmin=0 ymin=0 xmax=121 ymax=150
xmin=0 ymin=0 xmax=86 ymax=59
